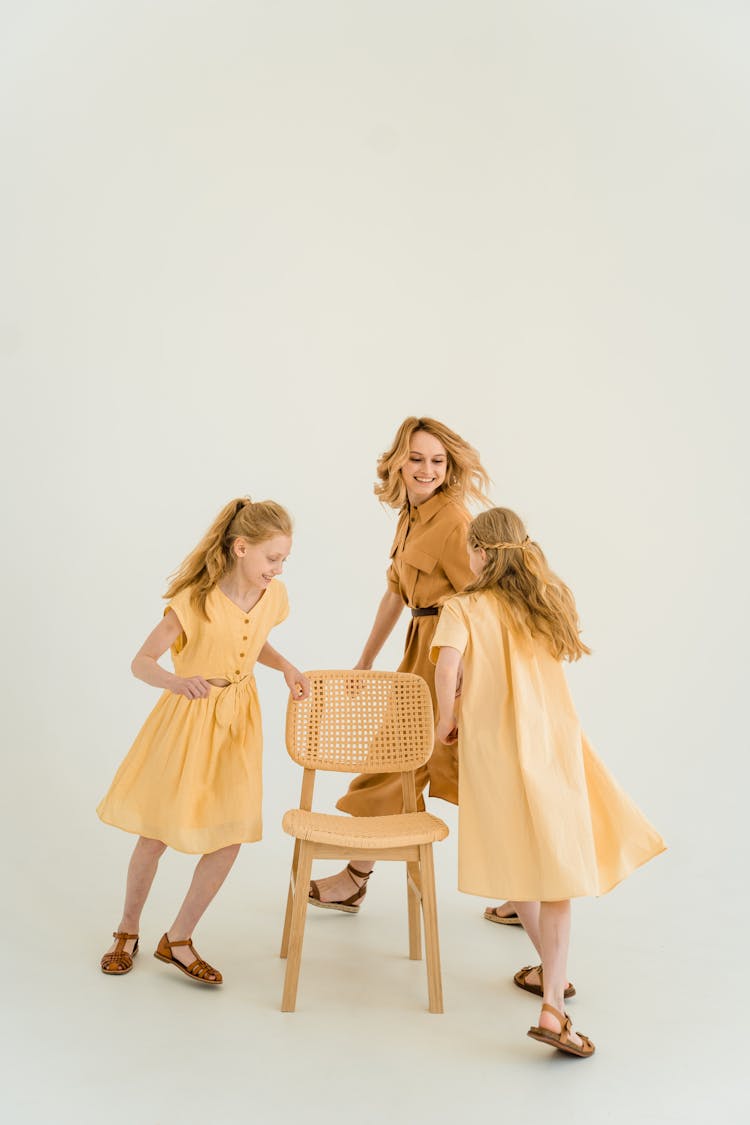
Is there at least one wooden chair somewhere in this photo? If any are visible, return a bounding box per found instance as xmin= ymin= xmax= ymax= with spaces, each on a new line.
xmin=279 ymin=670 xmax=449 ymax=1013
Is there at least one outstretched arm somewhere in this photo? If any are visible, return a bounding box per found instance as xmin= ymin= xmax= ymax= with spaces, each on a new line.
xmin=131 ymin=610 xmax=211 ymax=699
xmin=257 ymin=642 xmax=310 ymax=699
xmin=434 ymin=646 xmax=462 ymax=744
xmin=354 ymin=589 xmax=405 ymax=669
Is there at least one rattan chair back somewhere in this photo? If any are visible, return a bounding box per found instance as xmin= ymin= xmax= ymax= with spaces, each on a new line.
xmin=285 ymin=670 xmax=434 ymax=774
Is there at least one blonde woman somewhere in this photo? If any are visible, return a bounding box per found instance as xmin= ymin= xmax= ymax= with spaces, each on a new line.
xmin=98 ymin=498 xmax=309 ymax=984
xmin=431 ymin=507 xmax=665 ymax=1055
xmin=309 ymin=417 xmax=489 ymax=911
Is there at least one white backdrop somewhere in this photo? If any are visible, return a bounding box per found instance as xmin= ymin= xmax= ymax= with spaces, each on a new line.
xmin=2 ymin=3 xmax=747 ymax=1123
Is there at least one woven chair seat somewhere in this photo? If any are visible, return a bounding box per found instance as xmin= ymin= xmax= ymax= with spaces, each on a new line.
xmin=282 ymin=809 xmax=449 ymax=850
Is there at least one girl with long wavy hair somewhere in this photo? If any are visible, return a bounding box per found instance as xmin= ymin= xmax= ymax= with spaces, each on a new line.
xmin=432 ymin=507 xmax=665 ymax=1057
xmin=308 ymin=417 xmax=490 ymax=911
xmin=97 ymin=498 xmax=309 ymax=985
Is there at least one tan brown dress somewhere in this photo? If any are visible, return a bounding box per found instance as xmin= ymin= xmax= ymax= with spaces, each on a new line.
xmin=337 ymin=490 xmax=474 ymax=816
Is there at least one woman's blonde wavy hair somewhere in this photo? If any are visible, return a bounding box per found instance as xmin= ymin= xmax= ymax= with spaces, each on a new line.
xmin=164 ymin=497 xmax=293 ymax=619
xmin=466 ymin=507 xmax=590 ymax=662
xmin=375 ymin=417 xmax=490 ymax=509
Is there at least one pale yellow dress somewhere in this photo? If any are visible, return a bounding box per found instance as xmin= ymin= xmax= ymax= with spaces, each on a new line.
xmin=97 ymin=580 xmax=289 ymax=854
xmin=431 ymin=590 xmax=665 ymax=900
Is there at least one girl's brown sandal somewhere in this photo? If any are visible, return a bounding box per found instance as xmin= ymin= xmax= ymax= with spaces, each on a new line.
xmin=514 ymin=964 xmax=576 ymax=999
xmin=484 ymin=905 xmax=522 ymax=926
xmin=527 ymin=1003 xmax=595 ymax=1058
xmin=101 ymin=931 xmax=139 ymax=975
xmin=154 ymin=933 xmax=222 ymax=985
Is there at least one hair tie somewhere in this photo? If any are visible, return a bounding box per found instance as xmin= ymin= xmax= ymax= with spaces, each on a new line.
xmin=228 ymin=497 xmax=252 ymax=531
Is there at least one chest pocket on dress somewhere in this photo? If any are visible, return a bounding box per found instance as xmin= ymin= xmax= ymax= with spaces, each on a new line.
xmin=401 ymin=544 xmax=438 ymax=574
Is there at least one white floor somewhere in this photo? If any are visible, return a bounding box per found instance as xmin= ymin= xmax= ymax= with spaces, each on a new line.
xmin=4 ymin=795 xmax=743 ymax=1125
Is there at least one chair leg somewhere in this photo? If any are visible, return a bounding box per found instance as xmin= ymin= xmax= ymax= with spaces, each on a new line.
xmin=280 ymin=838 xmax=301 ymax=958
xmin=419 ymin=844 xmax=443 ymax=1014
xmin=281 ymin=840 xmax=314 ymax=1012
xmin=406 ymin=860 xmax=422 ymax=961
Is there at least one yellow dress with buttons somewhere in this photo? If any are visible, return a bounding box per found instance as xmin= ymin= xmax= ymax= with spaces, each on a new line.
xmin=97 ymin=580 xmax=289 ymax=854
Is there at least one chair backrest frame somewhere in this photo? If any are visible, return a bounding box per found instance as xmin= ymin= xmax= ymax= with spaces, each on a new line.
xmin=285 ymin=670 xmax=434 ymax=775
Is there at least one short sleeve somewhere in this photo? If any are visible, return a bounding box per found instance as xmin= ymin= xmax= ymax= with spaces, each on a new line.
xmin=430 ymin=598 xmax=469 ymax=664
xmin=164 ymin=588 xmax=193 ymax=655
xmin=274 ymin=580 xmax=290 ymax=626
xmin=386 ymin=522 xmax=404 ymax=596
xmin=386 ymin=559 xmax=401 ymax=596
xmin=441 ymin=521 xmax=474 ymax=593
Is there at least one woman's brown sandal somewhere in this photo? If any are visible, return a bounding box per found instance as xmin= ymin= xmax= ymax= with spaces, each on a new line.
xmin=514 ymin=964 xmax=576 ymax=999
xmin=527 ymin=1003 xmax=595 ymax=1058
xmin=101 ymin=931 xmax=139 ymax=975
xmin=154 ymin=933 xmax=222 ymax=985
xmin=484 ymin=905 xmax=522 ymax=926
xmin=308 ymin=863 xmax=373 ymax=914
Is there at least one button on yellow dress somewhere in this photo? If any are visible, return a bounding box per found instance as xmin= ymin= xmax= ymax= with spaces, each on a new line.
xmin=97 ymin=580 xmax=289 ymax=855
xmin=431 ymin=591 xmax=666 ymax=900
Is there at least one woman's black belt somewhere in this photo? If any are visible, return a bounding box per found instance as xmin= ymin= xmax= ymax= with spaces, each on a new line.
xmin=411 ymin=606 xmax=439 ymax=617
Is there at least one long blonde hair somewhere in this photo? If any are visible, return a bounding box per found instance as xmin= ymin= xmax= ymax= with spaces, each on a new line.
xmin=375 ymin=417 xmax=490 ymax=509
xmin=165 ymin=497 xmax=292 ymax=619
xmin=467 ymin=507 xmax=590 ymax=661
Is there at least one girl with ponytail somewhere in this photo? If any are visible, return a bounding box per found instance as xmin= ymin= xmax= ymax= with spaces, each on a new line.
xmin=431 ymin=507 xmax=665 ymax=1057
xmin=97 ymin=497 xmax=308 ymax=986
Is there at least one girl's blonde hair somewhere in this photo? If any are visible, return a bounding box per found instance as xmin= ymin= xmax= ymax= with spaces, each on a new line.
xmin=375 ymin=416 xmax=490 ymax=509
xmin=467 ymin=507 xmax=590 ymax=662
xmin=165 ymin=497 xmax=292 ymax=619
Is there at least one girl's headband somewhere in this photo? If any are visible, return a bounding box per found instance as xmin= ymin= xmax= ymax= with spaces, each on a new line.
xmin=482 ymin=536 xmax=531 ymax=551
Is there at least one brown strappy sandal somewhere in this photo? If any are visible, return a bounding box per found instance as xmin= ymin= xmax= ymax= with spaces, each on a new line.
xmin=514 ymin=964 xmax=576 ymax=999
xmin=484 ymin=905 xmax=522 ymax=926
xmin=154 ymin=933 xmax=223 ymax=986
xmin=101 ymin=931 xmax=139 ymax=975
xmin=308 ymin=863 xmax=372 ymax=914
xmin=527 ymin=1003 xmax=595 ymax=1058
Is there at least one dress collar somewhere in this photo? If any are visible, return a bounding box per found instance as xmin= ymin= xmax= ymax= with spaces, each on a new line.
xmin=405 ymin=489 xmax=451 ymax=526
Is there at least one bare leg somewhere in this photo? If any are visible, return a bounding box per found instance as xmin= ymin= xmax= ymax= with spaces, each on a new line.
xmin=512 ymin=901 xmax=542 ymax=955
xmin=513 ymin=900 xmax=572 ymax=993
xmin=537 ymin=899 xmax=584 ymax=1047
xmin=166 ymin=844 xmax=241 ymax=978
xmin=512 ymin=901 xmax=543 ymax=993
xmin=104 ymin=836 xmax=168 ymax=957
xmin=309 ymin=859 xmax=373 ymax=904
